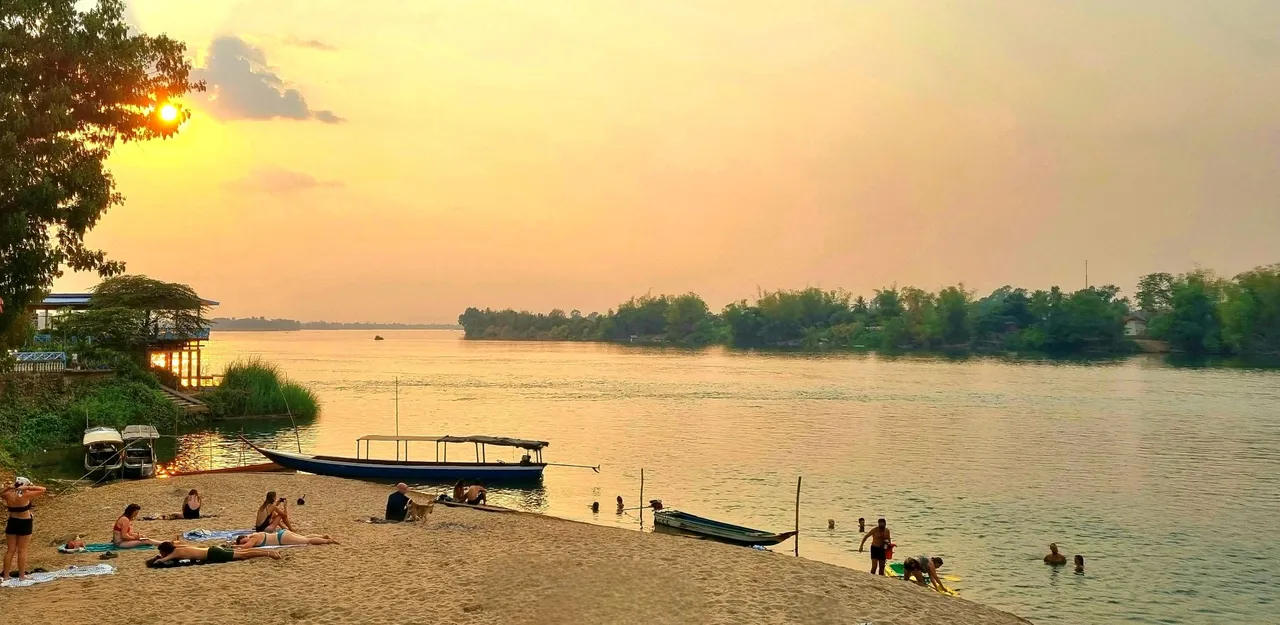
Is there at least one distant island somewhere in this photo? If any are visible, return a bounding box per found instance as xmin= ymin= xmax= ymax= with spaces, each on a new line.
xmin=211 ymin=317 xmax=461 ymax=331
xmin=459 ymin=264 xmax=1280 ymax=357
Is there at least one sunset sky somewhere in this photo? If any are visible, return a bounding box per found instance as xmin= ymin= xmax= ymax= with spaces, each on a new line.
xmin=53 ymin=1 xmax=1280 ymax=322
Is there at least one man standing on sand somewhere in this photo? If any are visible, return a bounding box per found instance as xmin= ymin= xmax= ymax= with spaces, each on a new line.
xmin=1044 ymin=543 xmax=1067 ymax=566
xmin=858 ymin=518 xmax=891 ymax=575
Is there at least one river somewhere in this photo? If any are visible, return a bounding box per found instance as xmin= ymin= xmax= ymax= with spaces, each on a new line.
xmin=96 ymin=330 xmax=1280 ymax=623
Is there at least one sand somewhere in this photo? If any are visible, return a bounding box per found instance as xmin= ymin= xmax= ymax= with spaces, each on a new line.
xmin=0 ymin=474 xmax=1032 ymax=624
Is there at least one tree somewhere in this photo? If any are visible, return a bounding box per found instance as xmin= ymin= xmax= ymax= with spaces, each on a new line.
xmin=936 ymin=285 xmax=972 ymax=345
xmin=0 ymin=0 xmax=203 ymax=337
xmin=1165 ymin=271 xmax=1222 ymax=355
xmin=1220 ymin=265 xmax=1280 ymax=355
xmin=1135 ymin=273 xmax=1175 ymax=313
xmin=52 ymin=275 xmax=208 ymax=354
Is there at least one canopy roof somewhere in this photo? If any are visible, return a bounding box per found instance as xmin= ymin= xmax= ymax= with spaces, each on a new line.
xmin=356 ymin=434 xmax=549 ymax=450
xmin=83 ymin=427 xmax=123 ymax=446
xmin=122 ymin=425 xmax=161 ymax=440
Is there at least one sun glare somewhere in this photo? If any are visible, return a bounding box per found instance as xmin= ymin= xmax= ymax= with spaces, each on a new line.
xmin=158 ymin=103 xmax=179 ymax=122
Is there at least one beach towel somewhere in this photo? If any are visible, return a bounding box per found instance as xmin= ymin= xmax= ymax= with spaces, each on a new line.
xmin=58 ymin=543 xmax=153 ymax=554
xmin=181 ymin=529 xmax=255 ymax=542
xmin=0 ymin=564 xmax=115 ymax=588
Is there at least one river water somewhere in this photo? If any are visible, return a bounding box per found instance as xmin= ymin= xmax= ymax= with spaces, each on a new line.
xmin=143 ymin=331 xmax=1280 ymax=623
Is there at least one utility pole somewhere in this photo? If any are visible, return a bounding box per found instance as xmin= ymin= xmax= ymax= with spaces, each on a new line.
xmin=1085 ymin=260 xmax=1089 ymax=289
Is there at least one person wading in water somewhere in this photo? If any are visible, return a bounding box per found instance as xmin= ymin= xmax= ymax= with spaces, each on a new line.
xmin=858 ymin=517 xmax=892 ymax=575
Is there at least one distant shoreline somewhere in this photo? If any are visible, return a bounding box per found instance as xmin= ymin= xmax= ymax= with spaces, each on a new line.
xmin=210 ymin=317 xmax=460 ymax=331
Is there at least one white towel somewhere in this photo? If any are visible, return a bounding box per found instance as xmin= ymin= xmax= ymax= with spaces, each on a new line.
xmin=1 ymin=564 xmax=116 ymax=588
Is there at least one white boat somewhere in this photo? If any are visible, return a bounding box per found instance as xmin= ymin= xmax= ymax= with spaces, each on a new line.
xmin=83 ymin=427 xmax=124 ymax=477
xmin=121 ymin=425 xmax=160 ymax=478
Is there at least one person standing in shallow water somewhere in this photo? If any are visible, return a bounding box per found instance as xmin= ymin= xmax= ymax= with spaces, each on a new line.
xmin=1074 ymin=555 xmax=1085 ymax=573
xmin=858 ymin=518 xmax=892 ymax=575
xmin=1044 ymin=543 xmax=1067 ymax=566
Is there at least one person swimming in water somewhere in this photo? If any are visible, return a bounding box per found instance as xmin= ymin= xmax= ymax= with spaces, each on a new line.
xmin=1074 ymin=554 xmax=1085 ymax=573
xmin=1044 ymin=543 xmax=1067 ymax=566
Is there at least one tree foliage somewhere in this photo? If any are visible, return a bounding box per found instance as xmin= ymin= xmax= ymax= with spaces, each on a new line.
xmin=51 ymin=275 xmax=208 ymax=353
xmin=0 ymin=0 xmax=203 ymax=338
xmin=1139 ymin=265 xmax=1280 ymax=356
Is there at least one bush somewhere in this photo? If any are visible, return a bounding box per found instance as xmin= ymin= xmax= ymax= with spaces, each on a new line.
xmin=203 ymin=358 xmax=320 ymax=419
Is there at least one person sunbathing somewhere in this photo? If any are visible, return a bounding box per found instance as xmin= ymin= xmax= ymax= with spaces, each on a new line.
xmin=113 ymin=504 xmax=164 ymax=548
xmin=155 ymin=541 xmax=280 ymax=564
xmin=233 ymin=529 xmax=339 ymax=547
xmin=254 ymin=491 xmax=297 ymax=532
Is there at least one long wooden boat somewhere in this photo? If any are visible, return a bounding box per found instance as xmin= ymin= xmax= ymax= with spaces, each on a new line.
xmin=240 ymin=434 xmax=548 ymax=482
xmin=652 ymin=509 xmax=797 ymax=546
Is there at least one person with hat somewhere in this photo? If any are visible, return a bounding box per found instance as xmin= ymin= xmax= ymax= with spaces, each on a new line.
xmin=3 ymin=477 xmax=47 ymax=584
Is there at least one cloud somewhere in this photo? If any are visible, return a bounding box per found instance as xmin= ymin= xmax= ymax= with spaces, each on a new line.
xmin=283 ymin=36 xmax=337 ymax=51
xmin=225 ymin=167 xmax=344 ymax=194
xmin=195 ymin=36 xmax=344 ymax=123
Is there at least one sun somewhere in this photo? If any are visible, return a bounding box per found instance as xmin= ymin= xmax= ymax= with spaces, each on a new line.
xmin=158 ymin=103 xmax=179 ymax=122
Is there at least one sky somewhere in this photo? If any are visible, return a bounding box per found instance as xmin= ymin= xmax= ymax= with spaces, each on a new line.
xmin=52 ymin=0 xmax=1280 ymax=322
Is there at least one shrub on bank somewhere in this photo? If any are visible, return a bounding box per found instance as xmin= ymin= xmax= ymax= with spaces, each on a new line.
xmin=0 ymin=375 xmax=186 ymax=458
xmin=202 ymin=358 xmax=320 ymax=419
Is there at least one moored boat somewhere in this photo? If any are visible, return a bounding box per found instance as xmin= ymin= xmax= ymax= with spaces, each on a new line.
xmin=83 ymin=426 xmax=124 ymax=478
xmin=121 ymin=425 xmax=160 ymax=479
xmin=652 ymin=509 xmax=797 ymax=546
xmin=240 ymin=434 xmax=549 ymax=482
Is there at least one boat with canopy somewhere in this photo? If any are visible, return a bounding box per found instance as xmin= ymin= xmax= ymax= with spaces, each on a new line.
xmin=83 ymin=426 xmax=124 ymax=477
xmin=241 ymin=434 xmax=551 ymax=482
xmin=121 ymin=425 xmax=160 ymax=479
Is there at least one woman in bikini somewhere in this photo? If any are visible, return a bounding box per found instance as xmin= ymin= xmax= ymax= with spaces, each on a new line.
xmin=233 ymin=529 xmax=339 ymax=547
xmin=254 ymin=491 xmax=296 ymax=532
xmin=113 ymin=504 xmax=163 ymax=548
xmin=3 ymin=477 xmax=47 ymax=583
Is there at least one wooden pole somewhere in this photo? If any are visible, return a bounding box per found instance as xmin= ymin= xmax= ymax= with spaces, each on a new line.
xmin=639 ymin=468 xmax=645 ymax=529
xmin=794 ymin=476 xmax=802 ymax=557
xmin=395 ymin=377 xmax=400 ymax=461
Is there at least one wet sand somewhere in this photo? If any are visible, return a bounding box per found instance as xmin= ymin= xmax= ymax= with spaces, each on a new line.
xmin=0 ymin=474 xmax=1031 ymax=624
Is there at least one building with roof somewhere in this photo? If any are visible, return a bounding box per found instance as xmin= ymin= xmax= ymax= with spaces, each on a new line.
xmin=28 ymin=292 xmax=220 ymax=388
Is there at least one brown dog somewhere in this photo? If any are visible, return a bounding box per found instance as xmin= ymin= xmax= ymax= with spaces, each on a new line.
xmin=405 ymin=498 xmax=435 ymax=523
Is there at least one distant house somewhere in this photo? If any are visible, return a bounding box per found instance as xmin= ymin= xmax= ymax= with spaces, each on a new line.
xmin=1124 ymin=312 xmax=1150 ymax=337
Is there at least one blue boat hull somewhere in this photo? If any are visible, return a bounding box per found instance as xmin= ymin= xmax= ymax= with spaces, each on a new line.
xmin=247 ymin=443 xmax=545 ymax=483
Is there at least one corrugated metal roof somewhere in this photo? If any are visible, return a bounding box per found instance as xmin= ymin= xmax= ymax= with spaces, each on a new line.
xmin=38 ymin=293 xmax=220 ymax=307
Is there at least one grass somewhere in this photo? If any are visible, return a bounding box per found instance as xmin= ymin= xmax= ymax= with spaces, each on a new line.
xmin=204 ymin=357 xmax=320 ymax=419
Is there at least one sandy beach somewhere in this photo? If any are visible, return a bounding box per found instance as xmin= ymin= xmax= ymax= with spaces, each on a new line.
xmin=0 ymin=473 xmax=1031 ymax=624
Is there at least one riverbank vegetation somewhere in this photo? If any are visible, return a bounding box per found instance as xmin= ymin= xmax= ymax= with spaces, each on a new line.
xmin=459 ymin=264 xmax=1280 ymax=356
xmin=202 ymin=358 xmax=320 ymax=419
xmin=210 ymin=317 xmax=461 ymax=331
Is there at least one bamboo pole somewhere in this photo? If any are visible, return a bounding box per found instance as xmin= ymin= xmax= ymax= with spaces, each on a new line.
xmin=639 ymin=468 xmax=645 ymax=529
xmin=794 ymin=476 xmax=802 ymax=557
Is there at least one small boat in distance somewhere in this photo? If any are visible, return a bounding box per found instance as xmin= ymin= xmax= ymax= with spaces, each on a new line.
xmin=121 ymin=425 xmax=160 ymax=479
xmin=374 ymin=335 xmax=384 ymax=341
xmin=652 ymin=509 xmax=797 ymax=547
xmin=240 ymin=434 xmax=549 ymax=482
xmin=83 ymin=426 xmax=124 ymax=478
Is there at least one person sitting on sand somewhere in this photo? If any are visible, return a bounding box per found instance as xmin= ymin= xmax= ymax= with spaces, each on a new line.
xmin=461 ymin=483 xmax=487 ymax=506
xmin=155 ymin=541 xmax=280 ymax=564
xmin=1044 ymin=543 xmax=1067 ymax=566
xmin=113 ymin=504 xmax=163 ymax=548
xmin=183 ymin=489 xmax=202 ymax=519
xmin=386 ymin=483 xmax=411 ymax=522
xmin=255 ymin=491 xmax=296 ymax=532
xmin=1074 ymin=554 xmax=1085 ymax=573
xmin=233 ymin=529 xmax=339 ymax=547
xmin=902 ymin=555 xmax=949 ymax=593
xmin=858 ymin=518 xmax=892 ymax=575
xmin=453 ymin=480 xmax=465 ymax=502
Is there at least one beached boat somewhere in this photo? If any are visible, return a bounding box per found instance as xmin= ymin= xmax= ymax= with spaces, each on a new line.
xmin=240 ymin=434 xmax=549 ymax=482
xmin=652 ymin=510 xmax=797 ymax=546
xmin=83 ymin=427 xmax=124 ymax=478
xmin=121 ymin=425 xmax=160 ymax=479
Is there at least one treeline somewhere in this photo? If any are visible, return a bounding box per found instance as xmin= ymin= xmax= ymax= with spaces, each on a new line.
xmin=458 ymin=264 xmax=1280 ymax=355
xmin=211 ymin=317 xmax=460 ymax=331
xmin=1136 ymin=266 xmax=1280 ymax=356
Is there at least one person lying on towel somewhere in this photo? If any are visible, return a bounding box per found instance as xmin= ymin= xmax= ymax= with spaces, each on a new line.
xmin=232 ymin=529 xmax=339 ymax=547
xmin=155 ymin=541 xmax=280 ymax=564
